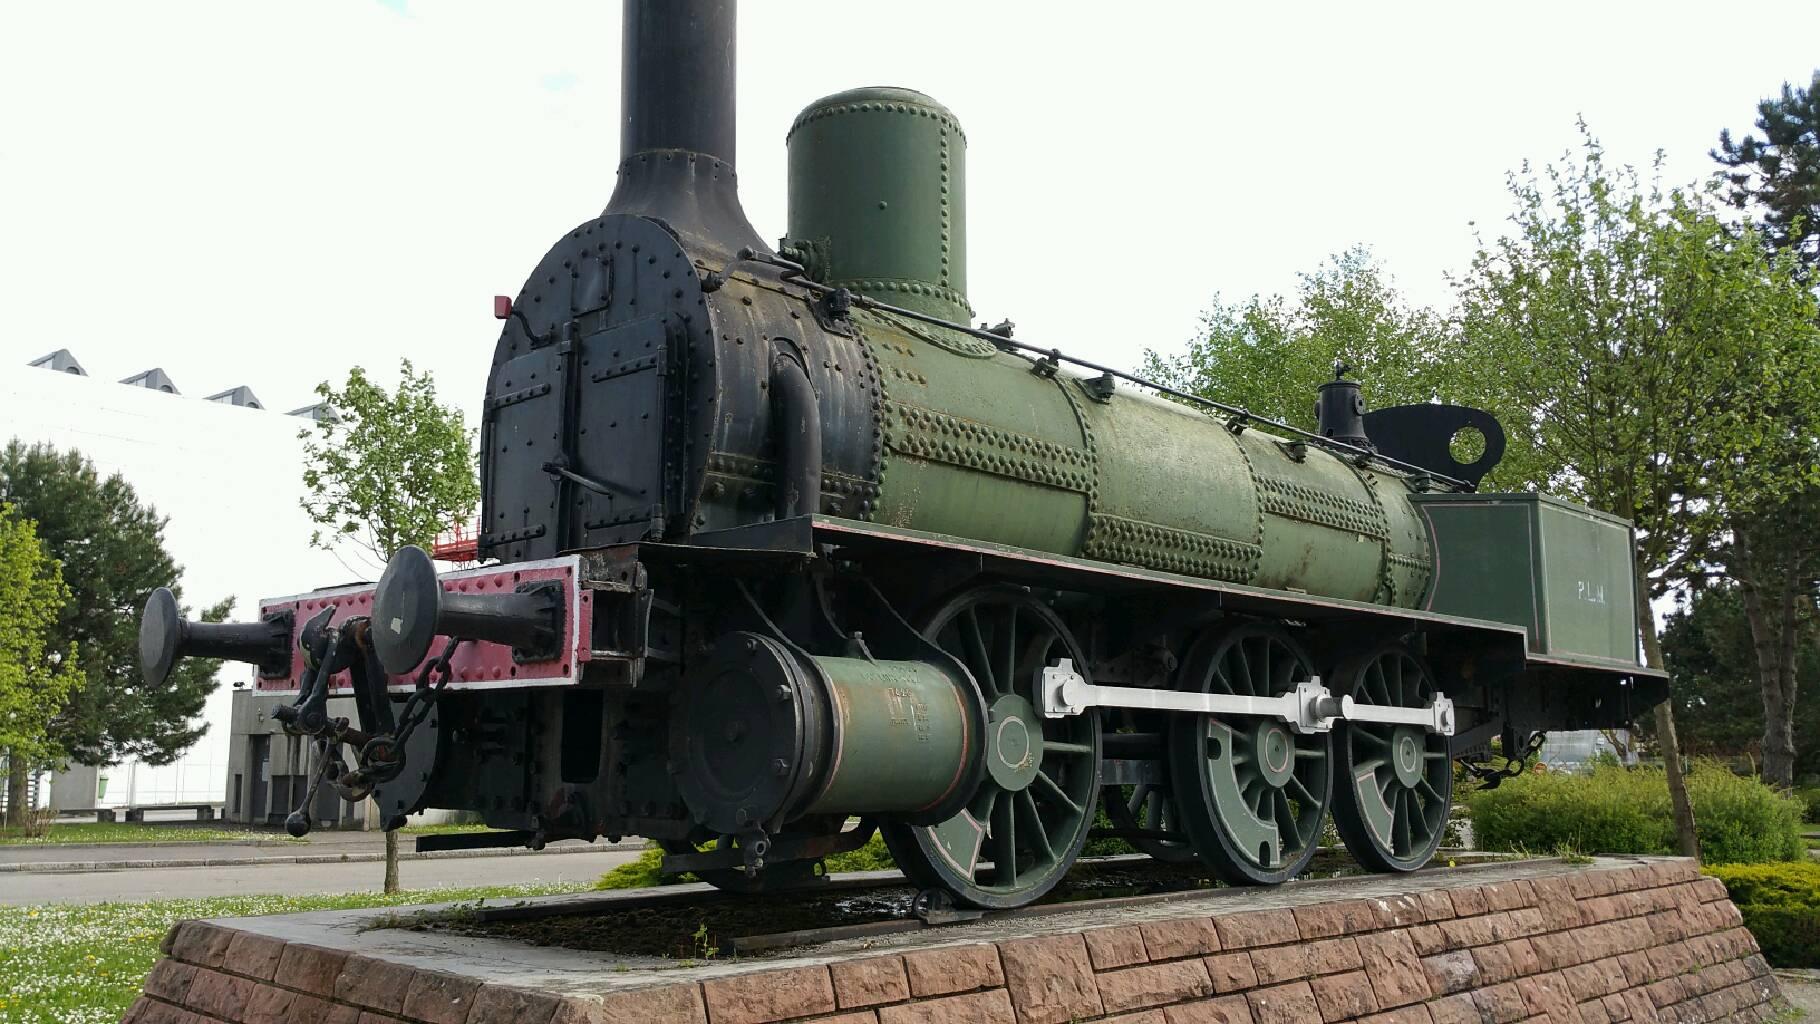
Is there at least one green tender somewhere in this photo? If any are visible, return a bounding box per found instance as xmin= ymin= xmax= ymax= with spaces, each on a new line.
xmin=1413 ymin=492 xmax=1640 ymax=664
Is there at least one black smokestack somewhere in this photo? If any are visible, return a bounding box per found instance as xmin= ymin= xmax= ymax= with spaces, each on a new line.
xmin=605 ymin=0 xmax=764 ymax=255
xmin=620 ymin=0 xmax=737 ymax=164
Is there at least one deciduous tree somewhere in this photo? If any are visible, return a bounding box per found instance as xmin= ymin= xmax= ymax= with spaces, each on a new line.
xmin=1456 ymin=124 xmax=1820 ymax=852
xmin=1142 ymin=246 xmax=1466 ymax=436
xmin=298 ymin=359 xmax=478 ymax=891
xmin=0 ymin=441 xmax=229 ymax=811
xmin=0 ymin=504 xmax=84 ymax=827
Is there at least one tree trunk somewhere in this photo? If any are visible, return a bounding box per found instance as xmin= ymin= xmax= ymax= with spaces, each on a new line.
xmin=1635 ymin=567 xmax=1699 ymax=859
xmin=384 ymin=829 xmax=400 ymax=893
xmin=5 ymin=753 xmax=29 ymax=829
xmin=1735 ymin=525 xmax=1802 ymax=789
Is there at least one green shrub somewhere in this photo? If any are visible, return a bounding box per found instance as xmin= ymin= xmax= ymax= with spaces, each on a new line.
xmin=1466 ymin=760 xmax=1805 ymax=864
xmin=823 ymin=833 xmax=896 ymax=873
xmin=1705 ymin=862 xmax=1820 ymax=967
xmin=1796 ymin=787 xmax=1820 ymax=824
xmin=1687 ymin=768 xmax=1807 ymax=863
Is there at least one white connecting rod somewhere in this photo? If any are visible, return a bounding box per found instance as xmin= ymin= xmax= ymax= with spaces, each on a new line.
xmin=1039 ymin=660 xmax=1453 ymax=736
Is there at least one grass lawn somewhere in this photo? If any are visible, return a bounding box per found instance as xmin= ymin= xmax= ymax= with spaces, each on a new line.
xmin=0 ymin=824 xmax=296 ymax=847
xmin=396 ymin=822 xmax=499 ymax=837
xmin=0 ymin=882 xmax=591 ymax=1024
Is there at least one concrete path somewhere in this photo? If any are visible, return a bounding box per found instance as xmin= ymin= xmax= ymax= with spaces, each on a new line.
xmin=1780 ymin=970 xmax=1819 ymax=1018
xmin=0 ymin=844 xmax=645 ymax=905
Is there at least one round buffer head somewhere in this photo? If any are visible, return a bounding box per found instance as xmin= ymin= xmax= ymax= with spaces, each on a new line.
xmin=139 ymin=587 xmax=184 ymax=687
xmin=372 ymin=545 xmax=443 ymax=674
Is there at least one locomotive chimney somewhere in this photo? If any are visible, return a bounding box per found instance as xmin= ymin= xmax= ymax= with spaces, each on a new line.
xmin=604 ymin=0 xmax=765 ymax=255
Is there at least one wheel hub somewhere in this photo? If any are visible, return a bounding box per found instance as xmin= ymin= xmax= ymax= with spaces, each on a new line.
xmin=1254 ymin=721 xmax=1295 ymax=787
xmin=1391 ymin=726 xmax=1425 ymax=787
xmin=985 ymin=694 xmax=1045 ymax=792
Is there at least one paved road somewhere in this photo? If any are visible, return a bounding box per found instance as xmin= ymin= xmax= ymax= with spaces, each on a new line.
xmin=1 ymin=846 xmax=644 ymax=905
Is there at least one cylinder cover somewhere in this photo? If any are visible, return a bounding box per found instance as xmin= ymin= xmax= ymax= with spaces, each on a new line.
xmin=786 ymin=86 xmax=970 ymax=323
xmin=669 ymin=632 xmax=980 ymax=836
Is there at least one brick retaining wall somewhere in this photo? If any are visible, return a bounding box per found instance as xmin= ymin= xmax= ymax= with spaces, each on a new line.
xmin=123 ymin=859 xmax=1787 ymax=1023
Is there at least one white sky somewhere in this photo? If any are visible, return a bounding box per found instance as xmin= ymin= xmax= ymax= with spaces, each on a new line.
xmin=4 ymin=1 xmax=1819 ymax=423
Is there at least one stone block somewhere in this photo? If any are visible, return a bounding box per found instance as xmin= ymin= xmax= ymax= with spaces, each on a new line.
xmin=1408 ymin=925 xmax=1447 ymax=956
xmin=401 ymin=968 xmax=484 ymax=1024
xmin=1472 ymin=945 xmax=1517 ymax=985
xmin=169 ymin=923 xmax=235 ymax=970
xmin=1213 ymin=909 xmax=1298 ymax=950
xmin=1308 ymin=969 xmax=1379 ymax=1022
xmin=334 ymin=955 xmax=418 ymax=1013
xmin=1201 ymin=953 xmax=1256 ymax=994
xmin=183 ymin=968 xmax=255 ymax=1020
xmin=1245 ymin=981 xmax=1319 ymax=1024
xmin=1085 ymin=926 xmax=1150 ymax=970
xmin=876 ymin=989 xmax=1013 ymax=1024
xmin=831 ymin=956 xmax=910 ymax=1009
xmin=1096 ymin=960 xmax=1212 ymax=1013
xmin=468 ymin=984 xmax=562 ymax=1024
xmin=702 ymin=966 xmax=834 ymax=1024
xmin=998 ymin=934 xmax=1102 ymax=1024
xmin=1484 ymin=881 xmax=1534 ymax=913
xmin=1160 ymin=995 xmax=1253 ymax=1024
xmin=242 ymin=984 xmax=297 ymax=1024
xmin=1516 ymin=971 xmax=1577 ymax=1020
xmin=560 ymin=985 xmax=709 ymax=1024
xmin=1422 ymin=950 xmax=1479 ymax=995
xmin=1472 ymin=981 xmax=1529 ymax=1024
xmin=223 ymin=931 xmax=287 ymax=982
xmin=1427 ymin=993 xmax=1479 ymax=1024
xmin=1139 ymin=918 xmax=1222 ymax=960
xmin=1355 ymin=1007 xmax=1433 ymax=1024
xmin=1447 ymin=886 xmax=1489 ymax=917
xmin=1357 ymin=930 xmax=1431 ymax=1008
xmin=1414 ymin=889 xmax=1457 ymax=922
xmin=142 ymin=960 xmax=198 ymax=1003
xmin=1437 ymin=916 xmax=1496 ymax=951
xmin=902 ymin=944 xmax=1003 ymax=997
xmin=274 ymin=943 xmax=348 ymax=998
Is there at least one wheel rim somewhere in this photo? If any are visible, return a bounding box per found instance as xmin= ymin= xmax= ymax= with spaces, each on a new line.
xmin=1168 ymin=623 xmax=1331 ymax=885
xmin=1331 ymin=644 xmax=1452 ymax=872
xmin=884 ymin=586 xmax=1100 ymax=909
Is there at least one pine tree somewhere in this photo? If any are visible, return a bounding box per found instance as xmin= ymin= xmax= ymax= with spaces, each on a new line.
xmin=1715 ymin=70 xmax=1820 ymax=276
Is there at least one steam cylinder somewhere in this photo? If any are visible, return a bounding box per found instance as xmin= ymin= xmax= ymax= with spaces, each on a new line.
xmin=785 ymin=87 xmax=971 ymax=323
xmin=669 ymin=633 xmax=978 ymax=835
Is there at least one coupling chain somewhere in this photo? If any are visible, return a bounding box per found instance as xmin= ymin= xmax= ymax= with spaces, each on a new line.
xmin=1461 ymin=731 xmax=1547 ymax=789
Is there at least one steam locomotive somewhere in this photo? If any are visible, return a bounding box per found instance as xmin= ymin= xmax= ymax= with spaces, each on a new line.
xmin=140 ymin=0 xmax=1664 ymax=909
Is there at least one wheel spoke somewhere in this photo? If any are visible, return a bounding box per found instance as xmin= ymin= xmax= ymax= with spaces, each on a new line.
xmin=1285 ymin=772 xmax=1316 ymax=805
xmin=1003 ymin=603 xmax=1018 ymax=695
xmin=971 ymin=783 xmax=999 ymax=822
xmin=1019 ymin=790 xmax=1054 ymax=862
xmin=1045 ymin=740 xmax=1095 ymax=756
xmin=1232 ymin=644 xmax=1254 ymax=696
xmin=962 ymin=610 xmax=997 ymax=697
xmin=1032 ymin=770 xmax=1083 ymax=815
xmin=1274 ymin=789 xmax=1306 ymax=846
xmin=992 ymin=794 xmax=1017 ymax=885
